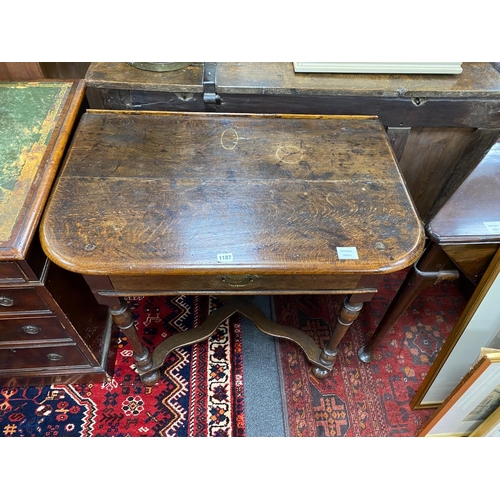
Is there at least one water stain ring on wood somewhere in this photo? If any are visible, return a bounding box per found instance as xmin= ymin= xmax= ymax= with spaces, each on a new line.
xmin=276 ymin=145 xmax=304 ymax=164
xmin=221 ymin=128 xmax=239 ymax=150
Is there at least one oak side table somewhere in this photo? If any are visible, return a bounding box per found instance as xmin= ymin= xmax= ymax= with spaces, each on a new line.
xmin=40 ymin=110 xmax=424 ymax=386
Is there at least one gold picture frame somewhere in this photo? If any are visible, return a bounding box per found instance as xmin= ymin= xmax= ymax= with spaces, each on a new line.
xmin=469 ymin=404 xmax=500 ymax=437
xmin=417 ymin=351 xmax=500 ymax=437
xmin=411 ymin=247 xmax=500 ymax=409
xmin=292 ymin=62 xmax=464 ymax=75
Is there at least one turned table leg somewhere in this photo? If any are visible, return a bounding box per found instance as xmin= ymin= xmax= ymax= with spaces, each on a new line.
xmin=358 ymin=242 xmax=459 ymax=363
xmin=312 ymin=295 xmax=364 ymax=379
xmin=109 ymin=299 xmax=160 ymax=386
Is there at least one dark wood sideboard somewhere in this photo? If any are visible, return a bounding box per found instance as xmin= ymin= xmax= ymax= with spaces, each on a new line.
xmin=85 ymin=62 xmax=500 ymax=223
xmin=0 ymin=80 xmax=116 ymax=387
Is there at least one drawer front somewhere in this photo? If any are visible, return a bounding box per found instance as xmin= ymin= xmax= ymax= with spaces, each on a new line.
xmin=0 ymin=344 xmax=89 ymax=370
xmin=0 ymin=287 xmax=51 ymax=315
xmin=0 ymin=262 xmax=27 ymax=282
xmin=0 ymin=316 xmax=71 ymax=344
xmin=110 ymin=273 xmax=361 ymax=293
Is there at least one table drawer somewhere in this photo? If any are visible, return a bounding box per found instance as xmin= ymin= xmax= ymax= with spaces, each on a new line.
xmin=0 ymin=262 xmax=27 ymax=282
xmin=110 ymin=273 xmax=361 ymax=293
xmin=0 ymin=344 xmax=89 ymax=370
xmin=0 ymin=287 xmax=51 ymax=315
xmin=0 ymin=316 xmax=71 ymax=344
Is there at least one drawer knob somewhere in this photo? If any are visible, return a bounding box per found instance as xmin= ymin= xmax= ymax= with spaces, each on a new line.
xmin=22 ymin=325 xmax=40 ymax=335
xmin=220 ymin=275 xmax=256 ymax=287
xmin=0 ymin=296 xmax=14 ymax=307
xmin=47 ymin=353 xmax=63 ymax=361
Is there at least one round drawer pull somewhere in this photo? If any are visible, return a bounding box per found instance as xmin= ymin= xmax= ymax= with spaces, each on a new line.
xmin=47 ymin=353 xmax=63 ymax=361
xmin=0 ymin=296 xmax=14 ymax=307
xmin=22 ymin=325 xmax=40 ymax=335
xmin=220 ymin=275 xmax=256 ymax=287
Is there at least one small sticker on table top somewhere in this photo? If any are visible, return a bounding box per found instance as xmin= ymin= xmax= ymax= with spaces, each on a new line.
xmin=337 ymin=247 xmax=359 ymax=259
xmin=217 ymin=252 xmax=234 ymax=263
xmin=484 ymin=221 xmax=500 ymax=234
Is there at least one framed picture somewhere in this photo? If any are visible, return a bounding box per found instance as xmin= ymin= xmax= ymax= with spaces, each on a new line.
xmin=469 ymin=404 xmax=500 ymax=437
xmin=292 ymin=62 xmax=463 ymax=74
xmin=411 ymin=247 xmax=500 ymax=409
xmin=417 ymin=351 xmax=500 ymax=437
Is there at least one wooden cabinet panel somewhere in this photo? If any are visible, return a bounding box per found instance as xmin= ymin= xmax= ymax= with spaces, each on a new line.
xmin=0 ymin=62 xmax=44 ymax=80
xmin=0 ymin=262 xmax=26 ymax=282
xmin=397 ymin=127 xmax=474 ymax=220
xmin=0 ymin=344 xmax=89 ymax=370
xmin=0 ymin=62 xmax=90 ymax=81
xmin=0 ymin=316 xmax=71 ymax=344
xmin=443 ymin=244 xmax=500 ymax=284
xmin=0 ymin=287 xmax=52 ymax=315
xmin=110 ymin=273 xmax=362 ymax=294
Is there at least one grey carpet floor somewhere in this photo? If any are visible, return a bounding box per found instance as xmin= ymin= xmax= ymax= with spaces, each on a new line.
xmin=240 ymin=296 xmax=286 ymax=437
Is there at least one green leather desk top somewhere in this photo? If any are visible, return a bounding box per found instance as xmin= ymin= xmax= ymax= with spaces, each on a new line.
xmin=0 ymin=81 xmax=73 ymax=255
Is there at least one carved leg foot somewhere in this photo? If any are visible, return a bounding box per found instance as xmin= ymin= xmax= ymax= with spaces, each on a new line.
xmin=110 ymin=299 xmax=159 ymax=386
xmin=134 ymin=348 xmax=161 ymax=387
xmin=357 ymin=346 xmax=374 ymax=363
xmin=311 ymin=347 xmax=337 ymax=379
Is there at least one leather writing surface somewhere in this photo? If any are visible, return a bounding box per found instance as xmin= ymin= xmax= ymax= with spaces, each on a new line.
xmin=0 ymin=82 xmax=72 ymax=244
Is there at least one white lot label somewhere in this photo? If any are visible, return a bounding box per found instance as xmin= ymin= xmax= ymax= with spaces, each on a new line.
xmin=337 ymin=247 xmax=359 ymax=259
xmin=484 ymin=221 xmax=500 ymax=234
xmin=217 ymin=252 xmax=234 ymax=263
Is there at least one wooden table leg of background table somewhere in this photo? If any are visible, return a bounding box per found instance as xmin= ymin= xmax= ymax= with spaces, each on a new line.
xmin=357 ymin=242 xmax=459 ymax=363
xmin=84 ymin=276 xmax=161 ymax=386
xmin=109 ymin=299 xmax=161 ymax=386
xmin=312 ymin=295 xmax=364 ymax=379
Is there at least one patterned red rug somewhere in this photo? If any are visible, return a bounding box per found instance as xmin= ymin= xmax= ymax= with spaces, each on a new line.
xmin=0 ymin=295 xmax=245 ymax=437
xmin=274 ymin=270 xmax=469 ymax=437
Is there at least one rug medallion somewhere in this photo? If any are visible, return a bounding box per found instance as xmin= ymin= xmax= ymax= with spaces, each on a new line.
xmin=275 ymin=270 xmax=468 ymax=437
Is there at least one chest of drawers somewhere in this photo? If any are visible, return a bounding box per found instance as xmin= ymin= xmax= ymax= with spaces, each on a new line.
xmin=0 ymin=81 xmax=116 ymax=386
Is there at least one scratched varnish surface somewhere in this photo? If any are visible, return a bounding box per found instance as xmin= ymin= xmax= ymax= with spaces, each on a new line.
xmin=40 ymin=111 xmax=424 ymax=276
